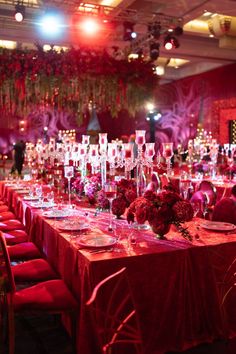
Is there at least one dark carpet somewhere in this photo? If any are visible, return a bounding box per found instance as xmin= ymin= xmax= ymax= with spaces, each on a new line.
xmin=3 ymin=313 xmax=236 ymax=354
xmin=3 ymin=314 xmax=75 ymax=354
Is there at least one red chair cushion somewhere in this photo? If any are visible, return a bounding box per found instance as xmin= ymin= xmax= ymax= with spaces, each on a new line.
xmin=0 ymin=205 xmax=9 ymax=212
xmin=14 ymin=279 xmax=78 ymax=312
xmin=0 ymin=211 xmax=16 ymax=221
xmin=8 ymin=242 xmax=41 ymax=261
xmin=0 ymin=219 xmax=24 ymax=231
xmin=3 ymin=230 xmax=28 ymax=245
xmin=12 ymin=259 xmax=58 ymax=282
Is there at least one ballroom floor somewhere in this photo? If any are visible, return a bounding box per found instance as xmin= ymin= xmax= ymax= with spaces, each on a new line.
xmin=3 ymin=313 xmax=236 ymax=354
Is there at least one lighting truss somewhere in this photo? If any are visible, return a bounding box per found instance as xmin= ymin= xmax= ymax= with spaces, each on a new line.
xmin=0 ymin=1 xmax=182 ymax=25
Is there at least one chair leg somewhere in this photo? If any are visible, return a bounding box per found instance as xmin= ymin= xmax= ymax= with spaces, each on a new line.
xmin=8 ymin=299 xmax=15 ymax=354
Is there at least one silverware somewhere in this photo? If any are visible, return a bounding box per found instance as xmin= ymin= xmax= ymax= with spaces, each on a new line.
xmin=88 ymin=248 xmax=114 ymax=254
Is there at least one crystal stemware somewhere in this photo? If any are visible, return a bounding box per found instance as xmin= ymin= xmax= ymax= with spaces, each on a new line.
xmin=104 ymin=182 xmax=117 ymax=231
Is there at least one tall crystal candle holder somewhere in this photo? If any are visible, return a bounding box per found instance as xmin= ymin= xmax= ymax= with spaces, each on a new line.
xmin=145 ymin=143 xmax=155 ymax=175
xmin=89 ymin=144 xmax=100 ymax=175
xmin=64 ymin=165 xmax=74 ymax=207
xmin=79 ymin=143 xmax=88 ymax=179
xmin=82 ymin=134 xmax=90 ymax=146
xmin=122 ymin=143 xmax=134 ymax=179
xmin=210 ymin=141 xmax=218 ymax=180
xmin=135 ymin=130 xmax=146 ymax=196
xmin=99 ymin=133 xmax=108 ymax=188
xmin=162 ymin=142 xmax=173 ymax=176
xmin=107 ymin=143 xmax=118 ymax=176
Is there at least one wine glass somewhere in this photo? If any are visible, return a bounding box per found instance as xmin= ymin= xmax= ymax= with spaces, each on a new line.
xmin=104 ymin=182 xmax=117 ymax=231
xmin=46 ymin=191 xmax=54 ymax=206
xmin=35 ymin=185 xmax=43 ymax=206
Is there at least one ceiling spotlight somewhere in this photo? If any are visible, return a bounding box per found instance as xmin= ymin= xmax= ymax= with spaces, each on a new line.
xmin=149 ymin=42 xmax=160 ymax=61
xmin=174 ymin=26 xmax=183 ymax=36
xmin=123 ymin=22 xmax=137 ymax=41
xmin=164 ymin=35 xmax=180 ymax=50
xmin=14 ymin=3 xmax=25 ymax=22
xmin=38 ymin=11 xmax=65 ymax=38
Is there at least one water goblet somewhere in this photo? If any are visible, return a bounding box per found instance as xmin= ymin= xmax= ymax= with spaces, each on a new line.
xmin=46 ymin=191 xmax=54 ymax=206
xmin=104 ymin=182 xmax=117 ymax=231
xmin=35 ymin=185 xmax=43 ymax=206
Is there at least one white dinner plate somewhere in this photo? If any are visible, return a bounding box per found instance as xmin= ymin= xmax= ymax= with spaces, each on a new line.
xmin=29 ymin=202 xmax=56 ymax=209
xmin=200 ymin=221 xmax=236 ymax=232
xmin=16 ymin=189 xmax=29 ymax=194
xmin=57 ymin=221 xmax=89 ymax=231
xmin=77 ymin=234 xmax=116 ymax=248
xmin=23 ymin=195 xmax=39 ymax=201
xmin=42 ymin=210 xmax=70 ymax=218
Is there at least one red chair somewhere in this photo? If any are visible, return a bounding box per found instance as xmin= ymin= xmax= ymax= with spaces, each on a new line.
xmin=0 ymin=231 xmax=78 ymax=354
xmin=0 ymin=219 xmax=25 ymax=232
xmin=197 ymin=180 xmax=217 ymax=207
xmin=3 ymin=230 xmax=29 ymax=245
xmin=190 ymin=191 xmax=208 ymax=218
xmin=0 ymin=211 xmax=16 ymax=221
xmin=0 ymin=204 xmax=9 ymax=212
xmin=7 ymin=242 xmax=41 ymax=261
xmin=12 ymin=258 xmax=58 ymax=283
xmin=86 ymin=267 xmax=143 ymax=354
xmin=212 ymin=198 xmax=236 ymax=225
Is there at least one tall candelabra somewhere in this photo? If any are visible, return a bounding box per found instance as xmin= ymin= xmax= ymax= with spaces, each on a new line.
xmin=162 ymin=142 xmax=173 ymax=176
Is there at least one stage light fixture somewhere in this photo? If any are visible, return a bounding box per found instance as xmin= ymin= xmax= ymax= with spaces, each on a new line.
xmin=38 ymin=11 xmax=64 ymax=38
xmin=14 ymin=3 xmax=25 ymax=22
xmin=149 ymin=42 xmax=160 ymax=61
xmin=123 ymin=22 xmax=137 ymax=41
xmin=80 ymin=18 xmax=100 ymax=35
xmin=174 ymin=26 xmax=183 ymax=36
xmin=164 ymin=35 xmax=180 ymax=50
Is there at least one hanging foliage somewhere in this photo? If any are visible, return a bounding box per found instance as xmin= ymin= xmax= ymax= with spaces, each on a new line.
xmin=0 ymin=46 xmax=159 ymax=120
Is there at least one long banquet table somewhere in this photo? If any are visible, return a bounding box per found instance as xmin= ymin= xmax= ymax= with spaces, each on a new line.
xmin=1 ymin=181 xmax=236 ymax=354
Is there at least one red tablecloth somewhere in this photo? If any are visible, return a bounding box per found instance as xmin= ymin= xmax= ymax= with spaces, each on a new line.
xmin=1 ymin=181 xmax=236 ymax=354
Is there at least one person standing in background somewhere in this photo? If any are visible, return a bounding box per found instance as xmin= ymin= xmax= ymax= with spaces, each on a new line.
xmin=11 ymin=140 xmax=26 ymax=176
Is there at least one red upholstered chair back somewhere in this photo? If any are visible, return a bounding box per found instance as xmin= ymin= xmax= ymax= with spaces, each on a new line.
xmin=86 ymin=267 xmax=143 ymax=354
xmin=0 ymin=232 xmax=16 ymax=293
xmin=212 ymin=198 xmax=236 ymax=225
xmin=160 ymin=174 xmax=170 ymax=189
xmin=190 ymin=191 xmax=208 ymax=218
xmin=197 ymin=180 xmax=217 ymax=207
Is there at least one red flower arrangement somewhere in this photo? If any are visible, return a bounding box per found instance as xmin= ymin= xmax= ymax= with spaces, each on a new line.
xmin=127 ymin=190 xmax=194 ymax=240
xmin=72 ymin=173 xmax=102 ymax=205
xmin=0 ymin=46 xmax=158 ymax=119
xmin=111 ymin=178 xmax=137 ymax=218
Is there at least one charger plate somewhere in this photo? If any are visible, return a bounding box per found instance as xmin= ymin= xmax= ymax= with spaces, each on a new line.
xmin=77 ymin=234 xmax=116 ymax=248
xmin=30 ymin=202 xmax=56 ymax=209
xmin=23 ymin=195 xmax=39 ymax=201
xmin=42 ymin=209 xmax=70 ymax=218
xmin=58 ymin=221 xmax=89 ymax=231
xmin=200 ymin=221 xmax=236 ymax=232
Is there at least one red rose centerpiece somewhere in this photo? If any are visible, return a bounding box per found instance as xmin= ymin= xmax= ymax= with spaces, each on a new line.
xmin=127 ymin=190 xmax=194 ymax=240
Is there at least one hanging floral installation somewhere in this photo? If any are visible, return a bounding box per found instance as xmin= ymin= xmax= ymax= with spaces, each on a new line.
xmin=0 ymin=46 xmax=158 ymax=122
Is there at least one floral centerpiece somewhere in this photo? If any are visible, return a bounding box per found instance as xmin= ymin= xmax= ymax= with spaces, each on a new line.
xmin=111 ymin=178 xmax=137 ymax=218
xmin=127 ymin=189 xmax=194 ymax=240
xmin=72 ymin=173 xmax=102 ymax=205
